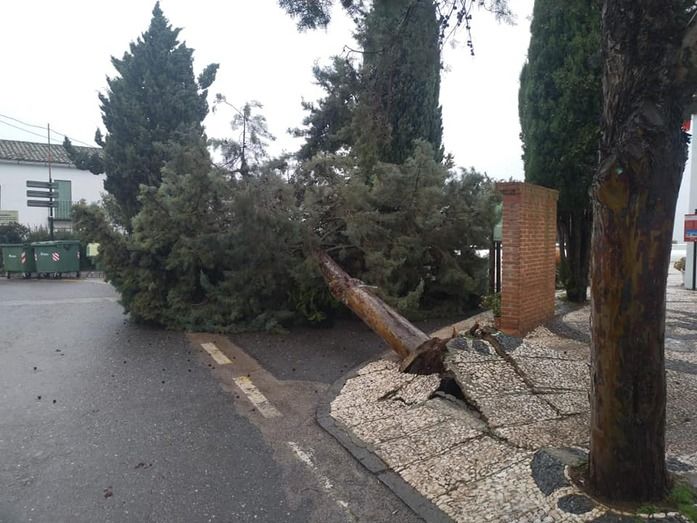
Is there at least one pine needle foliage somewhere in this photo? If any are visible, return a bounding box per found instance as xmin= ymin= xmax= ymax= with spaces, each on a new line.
xmin=298 ymin=142 xmax=498 ymax=318
xmin=65 ymin=2 xmax=218 ymax=227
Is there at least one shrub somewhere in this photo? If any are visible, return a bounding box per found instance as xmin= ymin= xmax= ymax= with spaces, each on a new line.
xmin=0 ymin=222 xmax=30 ymax=244
xmin=481 ymin=292 xmax=501 ymax=317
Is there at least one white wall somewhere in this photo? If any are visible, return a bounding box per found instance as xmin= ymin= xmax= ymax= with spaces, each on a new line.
xmin=0 ymin=160 xmax=105 ymax=229
xmin=684 ymin=115 xmax=697 ymax=289
xmin=675 ymin=131 xmax=692 ymax=241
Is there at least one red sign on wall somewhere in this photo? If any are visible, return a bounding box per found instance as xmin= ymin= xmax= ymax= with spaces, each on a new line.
xmin=686 ymin=214 xmax=697 ymax=242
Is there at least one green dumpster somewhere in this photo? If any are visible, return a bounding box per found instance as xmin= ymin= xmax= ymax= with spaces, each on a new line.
xmin=32 ymin=240 xmax=81 ymax=276
xmin=1 ymin=244 xmax=36 ymax=278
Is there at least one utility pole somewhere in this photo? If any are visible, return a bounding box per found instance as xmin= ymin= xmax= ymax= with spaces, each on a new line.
xmin=47 ymin=123 xmax=54 ymax=241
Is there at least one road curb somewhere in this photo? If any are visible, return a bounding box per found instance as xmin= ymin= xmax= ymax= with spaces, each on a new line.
xmin=316 ymin=352 xmax=454 ymax=523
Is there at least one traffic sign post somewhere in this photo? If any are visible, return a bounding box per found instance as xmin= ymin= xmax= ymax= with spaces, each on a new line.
xmin=26 ymin=200 xmax=58 ymax=208
xmin=27 ymin=190 xmax=58 ymax=199
xmin=686 ymin=212 xmax=697 ymax=291
xmin=26 ymin=178 xmax=57 ymax=239
xmin=26 ymin=181 xmax=57 ymax=189
xmin=686 ymin=213 xmax=697 ymax=242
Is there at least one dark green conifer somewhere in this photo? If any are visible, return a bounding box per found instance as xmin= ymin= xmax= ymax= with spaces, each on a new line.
xmin=353 ymin=0 xmax=443 ymax=165
xmin=519 ymin=0 xmax=601 ymax=302
xmin=66 ymin=2 xmax=218 ymax=226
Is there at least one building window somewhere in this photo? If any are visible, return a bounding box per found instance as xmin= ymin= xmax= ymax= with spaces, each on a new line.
xmin=54 ymin=180 xmax=72 ymax=221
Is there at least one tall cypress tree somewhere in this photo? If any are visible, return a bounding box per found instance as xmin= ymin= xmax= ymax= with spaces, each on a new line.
xmin=289 ymin=1 xmax=443 ymax=166
xmin=353 ymin=0 xmax=443 ymax=165
xmin=66 ymin=2 xmax=218 ymax=226
xmin=518 ymin=0 xmax=601 ymax=302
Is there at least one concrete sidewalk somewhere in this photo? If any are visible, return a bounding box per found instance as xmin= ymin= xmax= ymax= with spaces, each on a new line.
xmin=319 ymin=272 xmax=697 ymax=522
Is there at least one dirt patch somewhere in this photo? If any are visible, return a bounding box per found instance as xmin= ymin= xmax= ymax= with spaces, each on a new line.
xmin=229 ymin=317 xmax=463 ymax=385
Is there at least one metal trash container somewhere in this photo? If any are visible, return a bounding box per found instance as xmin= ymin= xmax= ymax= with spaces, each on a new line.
xmin=1 ymin=244 xmax=36 ymax=278
xmin=32 ymin=240 xmax=81 ymax=277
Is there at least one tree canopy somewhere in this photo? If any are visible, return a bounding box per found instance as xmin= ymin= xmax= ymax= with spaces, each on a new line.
xmin=352 ymin=0 xmax=443 ymax=166
xmin=211 ymin=97 xmax=275 ymax=177
xmin=292 ymin=57 xmax=359 ymax=161
xmin=292 ymin=1 xmax=444 ymax=167
xmin=69 ymin=0 xmax=501 ymax=332
xmin=519 ymin=0 xmax=601 ymax=302
xmin=66 ymin=2 xmax=218 ymax=226
xmin=277 ymin=0 xmax=512 ymax=32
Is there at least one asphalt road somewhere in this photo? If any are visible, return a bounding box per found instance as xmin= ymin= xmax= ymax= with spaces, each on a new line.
xmin=0 ymin=278 xmax=422 ymax=523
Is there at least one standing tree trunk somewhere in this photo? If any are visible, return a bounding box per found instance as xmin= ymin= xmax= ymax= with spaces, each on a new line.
xmin=565 ymin=209 xmax=591 ymax=303
xmin=589 ymin=0 xmax=695 ymax=502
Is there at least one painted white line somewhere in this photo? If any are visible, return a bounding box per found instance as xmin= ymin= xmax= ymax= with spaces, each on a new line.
xmin=288 ymin=441 xmax=333 ymax=490
xmin=233 ymin=376 xmax=282 ymax=418
xmin=287 ymin=441 xmax=351 ymax=514
xmin=200 ymin=342 xmax=232 ymax=366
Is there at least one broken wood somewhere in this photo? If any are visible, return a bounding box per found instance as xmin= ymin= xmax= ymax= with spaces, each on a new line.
xmin=315 ymin=250 xmax=449 ymax=374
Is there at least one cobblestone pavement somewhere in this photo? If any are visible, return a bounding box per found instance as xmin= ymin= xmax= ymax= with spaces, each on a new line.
xmin=327 ymin=272 xmax=697 ymax=522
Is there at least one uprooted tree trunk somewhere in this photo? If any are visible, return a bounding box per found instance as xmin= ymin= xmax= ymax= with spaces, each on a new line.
xmin=315 ymin=250 xmax=450 ymax=375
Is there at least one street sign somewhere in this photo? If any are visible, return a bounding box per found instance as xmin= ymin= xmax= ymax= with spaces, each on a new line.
xmin=26 ymin=190 xmax=58 ymax=198
xmin=26 ymin=181 xmax=57 ymax=189
xmin=27 ymin=200 xmax=58 ymax=208
xmin=686 ymin=214 xmax=697 ymax=242
xmin=0 ymin=210 xmax=19 ymax=224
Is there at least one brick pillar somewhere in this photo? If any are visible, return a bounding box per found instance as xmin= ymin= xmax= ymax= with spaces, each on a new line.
xmin=496 ymin=182 xmax=559 ymax=337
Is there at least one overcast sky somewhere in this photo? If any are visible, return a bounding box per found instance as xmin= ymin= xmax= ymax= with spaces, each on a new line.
xmin=0 ymin=0 xmax=691 ymax=238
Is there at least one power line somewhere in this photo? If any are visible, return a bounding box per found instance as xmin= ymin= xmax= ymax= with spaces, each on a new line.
xmin=0 ymin=112 xmax=46 ymax=130
xmin=0 ymin=119 xmax=48 ymax=141
xmin=50 ymin=126 xmax=95 ymax=147
xmin=0 ymin=112 xmax=95 ymax=147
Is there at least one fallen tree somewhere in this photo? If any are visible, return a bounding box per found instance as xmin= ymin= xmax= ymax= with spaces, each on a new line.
xmin=316 ymin=250 xmax=451 ymax=375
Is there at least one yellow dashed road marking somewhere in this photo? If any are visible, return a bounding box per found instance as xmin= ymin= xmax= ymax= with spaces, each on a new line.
xmin=233 ymin=376 xmax=282 ymax=418
xmin=200 ymin=342 xmax=233 ymax=366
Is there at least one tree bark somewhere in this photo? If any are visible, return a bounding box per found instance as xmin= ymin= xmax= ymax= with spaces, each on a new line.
xmin=315 ymin=250 xmax=449 ymax=374
xmin=589 ymin=0 xmax=691 ymax=502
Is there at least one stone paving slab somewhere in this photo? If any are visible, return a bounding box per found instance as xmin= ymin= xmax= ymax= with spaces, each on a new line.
xmin=476 ymin=392 xmax=559 ymax=428
xmin=514 ymin=357 xmax=590 ymax=392
xmin=399 ymin=436 xmax=532 ymax=501
xmin=446 ymin=337 xmax=500 ymax=362
xmin=540 ymin=392 xmax=590 ymax=416
xmin=391 ymin=374 xmax=442 ymax=404
xmin=494 ymin=415 xmax=591 ymax=451
xmin=667 ymin=420 xmax=697 ymax=456
xmin=512 ymin=328 xmax=588 ymax=361
xmin=338 ymin=363 xmax=415 ymax=399
xmin=331 ymin=399 xmax=407 ymax=428
xmin=350 ymin=402 xmax=456 ymax=446
xmin=448 ymin=359 xmax=529 ymax=397
xmin=375 ymin=417 xmax=485 ymax=473
xmin=435 ymin=459 xmax=607 ymax=523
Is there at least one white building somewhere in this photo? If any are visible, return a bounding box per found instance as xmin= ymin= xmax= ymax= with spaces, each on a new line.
xmin=685 ymin=115 xmax=697 ymax=290
xmin=0 ymin=139 xmax=104 ymax=231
